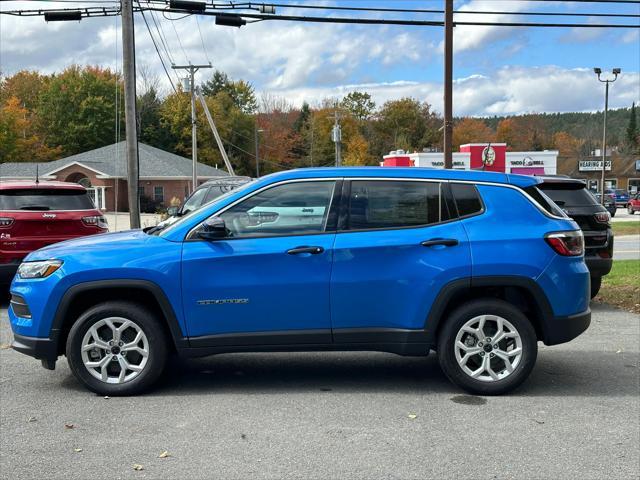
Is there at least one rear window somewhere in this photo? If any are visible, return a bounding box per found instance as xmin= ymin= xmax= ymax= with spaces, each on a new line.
xmin=523 ymin=185 xmax=566 ymax=217
xmin=347 ymin=180 xmax=450 ymax=230
xmin=538 ymin=183 xmax=598 ymax=208
xmin=450 ymin=183 xmax=483 ymax=217
xmin=0 ymin=189 xmax=95 ymax=211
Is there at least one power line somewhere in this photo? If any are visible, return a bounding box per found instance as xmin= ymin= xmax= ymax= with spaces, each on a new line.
xmin=137 ymin=8 xmax=640 ymax=28
xmin=195 ymin=15 xmax=212 ymax=64
xmin=137 ymin=3 xmax=177 ymax=93
xmin=166 ymin=11 xmax=190 ymax=63
xmin=195 ymin=1 xmax=640 ymax=18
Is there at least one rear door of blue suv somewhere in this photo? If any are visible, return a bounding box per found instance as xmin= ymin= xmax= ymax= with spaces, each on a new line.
xmin=8 ymin=168 xmax=590 ymax=396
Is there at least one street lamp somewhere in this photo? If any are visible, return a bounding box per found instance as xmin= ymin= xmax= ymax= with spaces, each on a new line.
xmin=594 ymin=67 xmax=621 ymax=205
xmin=255 ymin=128 xmax=264 ymax=178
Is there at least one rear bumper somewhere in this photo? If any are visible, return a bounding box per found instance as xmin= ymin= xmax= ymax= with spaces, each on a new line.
xmin=543 ymin=309 xmax=591 ymax=346
xmin=0 ymin=263 xmax=19 ymax=285
xmin=585 ymin=255 xmax=613 ymax=278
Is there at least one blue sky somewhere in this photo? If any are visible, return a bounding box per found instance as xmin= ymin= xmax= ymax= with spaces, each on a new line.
xmin=1 ymin=0 xmax=639 ymax=115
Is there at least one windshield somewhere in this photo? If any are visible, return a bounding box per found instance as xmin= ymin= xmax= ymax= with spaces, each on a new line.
xmin=0 ymin=188 xmax=94 ymax=211
xmin=154 ymin=180 xmax=256 ymax=237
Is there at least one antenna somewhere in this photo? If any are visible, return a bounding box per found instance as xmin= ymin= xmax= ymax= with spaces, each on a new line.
xmin=35 ymin=164 xmax=40 ymax=184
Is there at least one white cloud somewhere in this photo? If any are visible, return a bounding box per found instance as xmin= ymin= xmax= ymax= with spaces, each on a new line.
xmin=267 ymin=66 xmax=640 ymax=116
xmin=444 ymin=0 xmax=530 ymax=53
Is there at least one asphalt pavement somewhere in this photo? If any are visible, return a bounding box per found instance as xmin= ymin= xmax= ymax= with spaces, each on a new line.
xmin=614 ymin=235 xmax=640 ymax=261
xmin=1 ymin=302 xmax=638 ymax=480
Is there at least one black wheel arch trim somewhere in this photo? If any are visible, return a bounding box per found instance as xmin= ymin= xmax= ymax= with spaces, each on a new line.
xmin=51 ymin=279 xmax=188 ymax=353
xmin=424 ymin=275 xmax=560 ymax=346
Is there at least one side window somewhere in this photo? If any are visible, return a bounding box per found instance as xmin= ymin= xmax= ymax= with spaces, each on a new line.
xmin=204 ymin=185 xmax=227 ymax=203
xmin=219 ymin=181 xmax=336 ymax=238
xmin=182 ymin=187 xmax=209 ymax=214
xmin=451 ymin=183 xmax=483 ymax=217
xmin=347 ymin=180 xmax=450 ymax=230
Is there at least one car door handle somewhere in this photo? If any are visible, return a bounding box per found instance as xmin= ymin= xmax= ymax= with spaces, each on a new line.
xmin=420 ymin=238 xmax=459 ymax=248
xmin=286 ymin=246 xmax=325 ymax=255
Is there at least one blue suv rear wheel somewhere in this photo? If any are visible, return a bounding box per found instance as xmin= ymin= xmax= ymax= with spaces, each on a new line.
xmin=437 ymin=299 xmax=538 ymax=395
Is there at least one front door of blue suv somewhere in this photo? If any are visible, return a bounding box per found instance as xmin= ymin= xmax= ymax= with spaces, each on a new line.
xmin=181 ymin=179 xmax=340 ymax=341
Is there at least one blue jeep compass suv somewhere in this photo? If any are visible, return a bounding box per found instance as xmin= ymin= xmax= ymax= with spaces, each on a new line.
xmin=8 ymin=168 xmax=590 ymax=396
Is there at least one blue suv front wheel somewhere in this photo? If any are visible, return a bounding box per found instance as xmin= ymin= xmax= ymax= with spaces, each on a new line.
xmin=65 ymin=302 xmax=169 ymax=396
xmin=437 ymin=299 xmax=538 ymax=395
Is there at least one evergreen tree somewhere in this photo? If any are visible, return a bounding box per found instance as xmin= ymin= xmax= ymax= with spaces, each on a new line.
xmin=626 ymin=102 xmax=638 ymax=153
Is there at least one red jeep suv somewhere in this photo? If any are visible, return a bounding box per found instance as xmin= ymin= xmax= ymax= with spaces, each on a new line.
xmin=0 ymin=181 xmax=108 ymax=286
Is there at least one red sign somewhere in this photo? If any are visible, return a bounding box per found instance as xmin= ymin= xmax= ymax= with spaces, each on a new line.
xmin=460 ymin=144 xmax=507 ymax=172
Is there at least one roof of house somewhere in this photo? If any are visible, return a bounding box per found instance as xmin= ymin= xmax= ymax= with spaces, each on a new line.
xmin=0 ymin=142 xmax=229 ymax=179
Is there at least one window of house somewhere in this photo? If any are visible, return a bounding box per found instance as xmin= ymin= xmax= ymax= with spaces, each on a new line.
xmin=218 ymin=181 xmax=336 ymax=238
xmin=138 ymin=184 xmax=145 ymax=198
xmin=628 ymin=178 xmax=640 ymax=194
xmin=347 ymin=180 xmax=450 ymax=230
xmin=154 ymin=186 xmax=164 ymax=204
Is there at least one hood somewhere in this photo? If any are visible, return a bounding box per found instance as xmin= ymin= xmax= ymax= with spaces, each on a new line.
xmin=25 ymin=229 xmax=164 ymax=261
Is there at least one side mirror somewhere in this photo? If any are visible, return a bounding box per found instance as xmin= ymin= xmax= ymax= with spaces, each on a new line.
xmin=197 ymin=216 xmax=228 ymax=240
xmin=167 ymin=206 xmax=180 ymax=217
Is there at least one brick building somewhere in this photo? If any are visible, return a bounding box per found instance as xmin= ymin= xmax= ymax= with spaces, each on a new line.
xmin=0 ymin=142 xmax=228 ymax=211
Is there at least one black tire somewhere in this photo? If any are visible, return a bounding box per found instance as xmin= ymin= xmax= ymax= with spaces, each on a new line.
xmin=437 ymin=299 xmax=538 ymax=396
xmin=610 ymin=209 xmax=616 ymax=218
xmin=590 ymin=276 xmax=602 ymax=299
xmin=66 ymin=301 xmax=168 ymax=396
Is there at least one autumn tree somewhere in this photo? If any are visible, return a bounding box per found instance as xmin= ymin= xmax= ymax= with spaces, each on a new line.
xmin=0 ymin=97 xmax=62 ymax=162
xmin=201 ymin=70 xmax=258 ymax=114
xmin=36 ymin=66 xmax=122 ymax=156
xmin=341 ymin=91 xmax=376 ymax=122
xmin=371 ymin=98 xmax=441 ymax=158
xmin=552 ymin=131 xmax=583 ymax=158
xmin=452 ymin=118 xmax=495 ymax=149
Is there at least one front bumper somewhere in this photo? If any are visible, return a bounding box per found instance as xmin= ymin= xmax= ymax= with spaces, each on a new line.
xmin=11 ymin=332 xmax=59 ymax=369
xmin=543 ymin=309 xmax=591 ymax=346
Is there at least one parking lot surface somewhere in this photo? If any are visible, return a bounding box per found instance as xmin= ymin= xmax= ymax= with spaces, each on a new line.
xmin=1 ymin=302 xmax=638 ymax=479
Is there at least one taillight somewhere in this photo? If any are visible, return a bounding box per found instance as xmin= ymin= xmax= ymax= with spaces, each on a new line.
xmin=545 ymin=231 xmax=584 ymax=256
xmin=0 ymin=217 xmax=14 ymax=228
xmin=82 ymin=215 xmax=108 ymax=230
xmin=594 ymin=211 xmax=611 ymax=224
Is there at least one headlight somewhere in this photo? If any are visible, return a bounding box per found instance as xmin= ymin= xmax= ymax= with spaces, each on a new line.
xmin=17 ymin=260 xmax=63 ymax=279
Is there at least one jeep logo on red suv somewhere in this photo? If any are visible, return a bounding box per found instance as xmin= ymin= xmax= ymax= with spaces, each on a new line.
xmin=42 ymin=213 xmax=57 ymax=219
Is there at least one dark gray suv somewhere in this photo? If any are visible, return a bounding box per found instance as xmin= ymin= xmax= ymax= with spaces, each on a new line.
xmin=538 ymin=176 xmax=613 ymax=298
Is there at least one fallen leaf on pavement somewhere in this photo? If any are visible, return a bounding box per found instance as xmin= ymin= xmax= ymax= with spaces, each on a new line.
xmin=64 ymin=423 xmax=74 ymax=429
xmin=104 ymin=396 xmax=110 ymax=400
xmin=27 ymin=417 xmax=37 ymax=423
xmin=159 ymin=451 xmax=169 ymax=458
xmin=74 ymin=448 xmax=83 ymax=453
xmin=241 ymin=433 xmax=247 ymax=440
xmin=133 ymin=464 xmax=144 ymax=471
xmin=616 ymin=349 xmax=624 ymax=353
xmin=532 ymin=419 xmax=545 ymax=424
xmin=0 ymin=344 xmax=11 ymax=350
xmin=408 ymin=414 xmax=418 ymax=419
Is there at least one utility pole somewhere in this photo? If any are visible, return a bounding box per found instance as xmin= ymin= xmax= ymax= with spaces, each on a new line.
xmin=443 ymin=0 xmax=454 ymax=169
xmin=121 ymin=0 xmax=140 ymax=228
xmin=254 ymin=127 xmax=263 ymax=177
xmin=331 ymin=109 xmax=342 ymax=167
xmin=593 ymin=68 xmax=620 ymax=205
xmin=172 ymin=63 xmax=211 ymax=192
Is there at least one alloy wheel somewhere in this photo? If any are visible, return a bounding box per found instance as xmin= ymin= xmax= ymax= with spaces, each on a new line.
xmin=80 ymin=317 xmax=149 ymax=384
xmin=454 ymin=314 xmax=523 ymax=382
